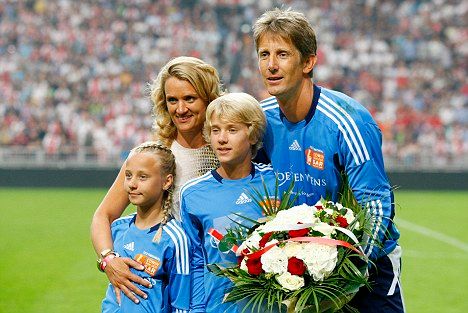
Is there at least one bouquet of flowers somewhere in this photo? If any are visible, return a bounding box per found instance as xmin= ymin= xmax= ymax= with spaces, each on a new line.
xmin=208 ymin=180 xmax=375 ymax=312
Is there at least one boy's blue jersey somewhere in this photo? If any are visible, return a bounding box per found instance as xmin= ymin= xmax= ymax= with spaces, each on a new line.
xmin=180 ymin=163 xmax=276 ymax=313
xmin=260 ymin=85 xmax=399 ymax=260
xmin=102 ymin=215 xmax=192 ymax=313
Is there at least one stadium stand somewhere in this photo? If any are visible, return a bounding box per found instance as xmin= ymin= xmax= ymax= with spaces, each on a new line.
xmin=0 ymin=0 xmax=466 ymax=169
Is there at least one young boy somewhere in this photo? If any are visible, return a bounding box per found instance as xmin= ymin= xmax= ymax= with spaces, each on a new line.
xmin=179 ymin=93 xmax=277 ymax=313
xmin=100 ymin=142 xmax=193 ymax=313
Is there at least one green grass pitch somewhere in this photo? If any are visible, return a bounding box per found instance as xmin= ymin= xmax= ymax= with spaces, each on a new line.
xmin=0 ymin=188 xmax=467 ymax=313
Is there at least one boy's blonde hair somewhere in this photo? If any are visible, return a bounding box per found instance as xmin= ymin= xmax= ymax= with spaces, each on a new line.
xmin=129 ymin=141 xmax=176 ymax=242
xmin=150 ymin=56 xmax=224 ymax=146
xmin=204 ymin=93 xmax=266 ymax=158
xmin=253 ymin=8 xmax=317 ymax=78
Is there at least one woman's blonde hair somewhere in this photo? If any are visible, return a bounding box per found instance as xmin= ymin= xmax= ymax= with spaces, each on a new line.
xmin=129 ymin=141 xmax=176 ymax=242
xmin=204 ymin=93 xmax=266 ymax=158
xmin=150 ymin=56 xmax=223 ymax=146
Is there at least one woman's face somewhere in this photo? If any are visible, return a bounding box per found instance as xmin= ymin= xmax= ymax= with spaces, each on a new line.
xmin=164 ymin=76 xmax=207 ymax=138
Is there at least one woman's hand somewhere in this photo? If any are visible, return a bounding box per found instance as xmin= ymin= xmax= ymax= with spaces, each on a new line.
xmin=105 ymin=256 xmax=152 ymax=304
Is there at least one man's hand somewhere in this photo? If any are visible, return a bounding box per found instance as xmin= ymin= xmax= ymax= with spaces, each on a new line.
xmin=104 ymin=256 xmax=151 ymax=304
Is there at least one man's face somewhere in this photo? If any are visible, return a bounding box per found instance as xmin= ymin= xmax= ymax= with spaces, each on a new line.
xmin=257 ymin=33 xmax=315 ymax=101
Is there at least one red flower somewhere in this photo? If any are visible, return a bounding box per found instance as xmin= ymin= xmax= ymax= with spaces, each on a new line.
xmin=335 ymin=216 xmax=349 ymax=228
xmin=259 ymin=232 xmax=273 ymax=248
xmin=288 ymin=223 xmax=309 ymax=238
xmin=237 ymin=248 xmax=250 ymax=266
xmin=315 ymin=204 xmax=323 ymax=210
xmin=246 ymin=257 xmax=263 ymax=276
xmin=287 ymin=257 xmax=306 ymax=276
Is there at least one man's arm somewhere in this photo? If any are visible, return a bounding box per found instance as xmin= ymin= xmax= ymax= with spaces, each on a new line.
xmin=341 ymin=121 xmax=395 ymax=260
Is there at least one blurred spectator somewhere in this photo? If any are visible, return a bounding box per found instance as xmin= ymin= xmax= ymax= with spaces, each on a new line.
xmin=0 ymin=0 xmax=466 ymax=168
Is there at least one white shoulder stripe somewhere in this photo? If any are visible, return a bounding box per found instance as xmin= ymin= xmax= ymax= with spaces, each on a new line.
xmin=254 ymin=163 xmax=273 ymax=171
xmin=317 ymin=105 xmax=362 ymax=165
xmin=114 ymin=214 xmax=135 ymax=222
xmin=321 ymin=94 xmax=370 ymax=161
xmin=365 ymin=200 xmax=383 ymax=257
xmin=163 ymin=227 xmax=182 ymax=273
xmin=320 ymin=94 xmax=370 ymax=162
xmin=262 ymin=103 xmax=279 ymax=112
xmin=111 ymin=214 xmax=135 ymax=227
xmin=179 ymin=172 xmax=213 ymax=201
xmin=167 ymin=220 xmax=190 ymax=273
xmin=164 ymin=221 xmax=189 ymax=274
xmin=260 ymin=96 xmax=276 ymax=106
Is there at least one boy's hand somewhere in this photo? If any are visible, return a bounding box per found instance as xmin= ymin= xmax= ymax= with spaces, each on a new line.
xmin=104 ymin=256 xmax=152 ymax=304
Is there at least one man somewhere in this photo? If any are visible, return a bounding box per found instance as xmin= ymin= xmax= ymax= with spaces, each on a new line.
xmin=252 ymin=8 xmax=404 ymax=312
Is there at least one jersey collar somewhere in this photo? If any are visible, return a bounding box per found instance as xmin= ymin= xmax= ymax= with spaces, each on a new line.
xmin=279 ymin=84 xmax=321 ymax=124
xmin=129 ymin=213 xmax=173 ymax=233
xmin=211 ymin=163 xmax=256 ymax=183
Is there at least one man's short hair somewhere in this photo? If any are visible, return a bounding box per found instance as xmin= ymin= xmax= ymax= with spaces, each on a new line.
xmin=253 ymin=8 xmax=317 ymax=78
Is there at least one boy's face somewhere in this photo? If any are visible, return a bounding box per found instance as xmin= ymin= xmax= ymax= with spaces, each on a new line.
xmin=257 ymin=32 xmax=316 ymax=101
xmin=124 ymin=153 xmax=172 ymax=209
xmin=210 ymin=115 xmax=255 ymax=169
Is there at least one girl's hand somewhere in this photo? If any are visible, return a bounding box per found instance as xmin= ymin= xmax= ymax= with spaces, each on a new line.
xmin=104 ymin=256 xmax=151 ymax=304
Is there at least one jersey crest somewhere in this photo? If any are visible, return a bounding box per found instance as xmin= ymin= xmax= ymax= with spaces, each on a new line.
xmin=305 ymin=147 xmax=325 ymax=170
xmin=135 ymin=253 xmax=161 ymax=277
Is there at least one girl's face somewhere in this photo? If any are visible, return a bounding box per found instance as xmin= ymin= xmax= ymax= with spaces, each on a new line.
xmin=124 ymin=152 xmax=172 ymax=210
xmin=165 ymin=77 xmax=207 ymax=139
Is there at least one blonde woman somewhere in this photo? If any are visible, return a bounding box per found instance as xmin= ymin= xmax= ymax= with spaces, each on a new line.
xmin=92 ymin=56 xmax=222 ymax=304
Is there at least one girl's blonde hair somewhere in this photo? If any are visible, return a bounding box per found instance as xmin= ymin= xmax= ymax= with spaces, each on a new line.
xmin=129 ymin=141 xmax=176 ymax=242
xmin=204 ymin=93 xmax=266 ymax=158
xmin=150 ymin=56 xmax=224 ymax=146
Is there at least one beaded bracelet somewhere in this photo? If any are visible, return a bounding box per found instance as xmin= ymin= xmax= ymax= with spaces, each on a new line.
xmin=97 ymin=251 xmax=120 ymax=272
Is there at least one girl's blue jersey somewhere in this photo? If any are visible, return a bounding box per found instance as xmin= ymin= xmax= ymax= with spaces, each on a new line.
xmin=102 ymin=215 xmax=192 ymax=313
xmin=260 ymin=85 xmax=399 ymax=260
xmin=180 ymin=163 xmax=276 ymax=313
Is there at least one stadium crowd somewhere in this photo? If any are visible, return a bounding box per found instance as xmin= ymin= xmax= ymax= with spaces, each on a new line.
xmin=0 ymin=0 xmax=466 ymax=168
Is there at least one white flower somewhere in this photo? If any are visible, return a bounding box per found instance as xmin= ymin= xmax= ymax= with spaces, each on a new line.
xmin=283 ymin=242 xmax=303 ymax=258
xmin=238 ymin=231 xmax=262 ymax=252
xmin=344 ymin=208 xmax=359 ymax=228
xmin=260 ymin=204 xmax=319 ymax=232
xmin=313 ymin=199 xmax=324 ymax=207
xmin=268 ymin=239 xmax=279 ymax=246
xmin=260 ymin=246 xmax=288 ymax=274
xmin=259 ymin=216 xmax=291 ymax=233
xmin=324 ymin=208 xmax=334 ymax=215
xmin=276 ymin=203 xmax=318 ymax=224
xmin=297 ymin=243 xmax=338 ymax=281
xmin=240 ymin=258 xmax=248 ymax=272
xmin=276 ymin=272 xmax=305 ymax=291
xmin=312 ymin=222 xmax=335 ymax=237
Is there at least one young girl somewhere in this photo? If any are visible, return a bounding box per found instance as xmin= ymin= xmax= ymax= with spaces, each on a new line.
xmin=101 ymin=141 xmax=193 ymax=313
